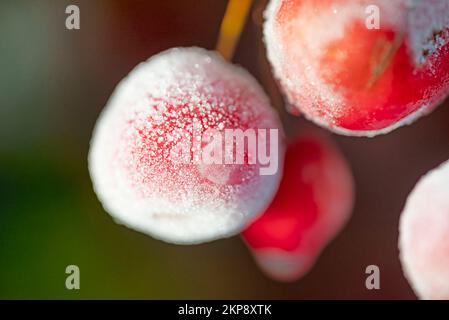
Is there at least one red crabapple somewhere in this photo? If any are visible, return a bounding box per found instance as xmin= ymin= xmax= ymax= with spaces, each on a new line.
xmin=89 ymin=47 xmax=285 ymax=244
xmin=399 ymin=160 xmax=449 ymax=300
xmin=264 ymin=0 xmax=449 ymax=136
xmin=242 ymin=130 xmax=354 ymax=281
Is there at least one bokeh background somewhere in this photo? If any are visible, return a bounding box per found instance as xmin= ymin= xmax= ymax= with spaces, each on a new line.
xmin=1 ymin=0 xmax=449 ymax=299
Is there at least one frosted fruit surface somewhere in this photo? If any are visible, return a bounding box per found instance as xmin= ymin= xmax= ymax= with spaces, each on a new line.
xmin=399 ymin=160 xmax=449 ymax=299
xmin=89 ymin=47 xmax=285 ymax=244
xmin=264 ymin=0 xmax=449 ymax=136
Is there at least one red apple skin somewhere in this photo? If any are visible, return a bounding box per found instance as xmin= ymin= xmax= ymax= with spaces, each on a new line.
xmin=242 ymin=130 xmax=354 ymax=281
xmin=265 ymin=0 xmax=449 ymax=136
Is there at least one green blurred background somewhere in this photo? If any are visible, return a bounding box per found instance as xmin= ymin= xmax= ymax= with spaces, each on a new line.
xmin=1 ymin=0 xmax=449 ymax=299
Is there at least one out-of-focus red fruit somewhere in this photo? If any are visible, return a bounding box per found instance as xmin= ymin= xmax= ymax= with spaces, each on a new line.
xmin=264 ymin=0 xmax=449 ymax=136
xmin=89 ymin=47 xmax=285 ymax=244
xmin=242 ymin=131 xmax=354 ymax=281
xmin=399 ymin=160 xmax=449 ymax=300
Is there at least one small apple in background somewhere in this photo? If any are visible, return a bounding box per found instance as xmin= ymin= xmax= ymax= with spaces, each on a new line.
xmin=242 ymin=130 xmax=354 ymax=281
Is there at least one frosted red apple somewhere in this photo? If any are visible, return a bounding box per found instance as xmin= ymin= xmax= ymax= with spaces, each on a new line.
xmin=264 ymin=0 xmax=449 ymax=136
xmin=242 ymin=131 xmax=354 ymax=281
xmin=89 ymin=47 xmax=285 ymax=244
xmin=399 ymin=160 xmax=449 ymax=300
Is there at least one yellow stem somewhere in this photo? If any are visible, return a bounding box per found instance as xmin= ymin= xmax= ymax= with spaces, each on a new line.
xmin=216 ymin=0 xmax=253 ymax=61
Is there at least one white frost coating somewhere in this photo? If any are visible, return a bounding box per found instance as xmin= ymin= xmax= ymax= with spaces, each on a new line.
xmin=399 ymin=160 xmax=449 ymax=299
xmin=89 ymin=47 xmax=285 ymax=244
xmin=264 ymin=0 xmax=344 ymax=120
xmin=264 ymin=0 xmax=408 ymax=124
